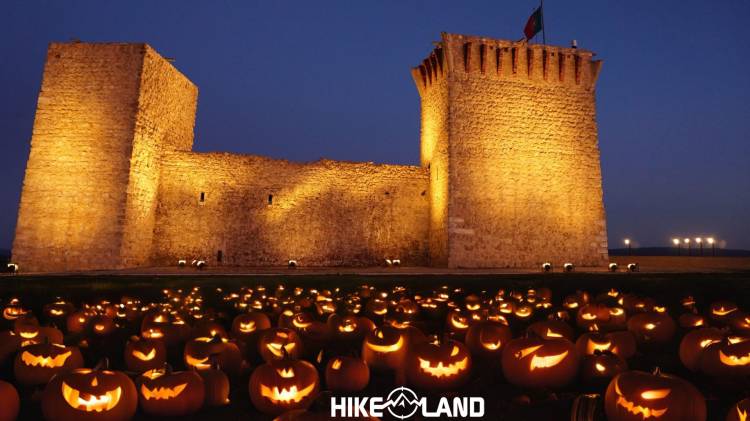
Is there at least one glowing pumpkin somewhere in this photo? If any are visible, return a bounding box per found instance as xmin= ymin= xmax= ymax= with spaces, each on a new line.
xmin=362 ymin=326 xmax=408 ymax=371
xmin=326 ymin=314 xmax=375 ymax=343
xmin=580 ymin=352 xmax=628 ymax=386
xmin=325 ymin=356 xmax=370 ymax=392
xmin=678 ymin=327 xmax=724 ymax=371
xmin=124 ymin=336 xmax=166 ymax=373
xmin=709 ymin=301 xmax=739 ymax=322
xmin=0 ymin=380 xmax=20 ymax=421
xmin=13 ymin=342 xmax=84 ymax=386
xmin=678 ymin=312 xmax=706 ymax=329
xmin=527 ymin=320 xmax=575 ymax=341
xmin=184 ymin=335 xmax=242 ymax=375
xmin=501 ymin=336 xmax=579 ymax=389
xmin=465 ymin=321 xmax=513 ymax=359
xmin=406 ymin=339 xmax=472 ymax=390
xmin=248 ymin=359 xmax=320 ymax=415
xmin=258 ymin=328 xmax=303 ymax=362
xmin=41 ymin=366 xmax=138 ymax=421
xmin=698 ymin=335 xmax=750 ymax=377
xmin=575 ymin=330 xmax=637 ymax=359
xmin=231 ymin=312 xmax=271 ymax=340
xmin=626 ymin=312 xmax=676 ymax=347
xmin=604 ymin=370 xmax=706 ymax=421
xmin=137 ymin=367 xmax=205 ymax=416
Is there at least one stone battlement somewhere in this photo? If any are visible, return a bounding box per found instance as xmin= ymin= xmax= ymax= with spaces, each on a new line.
xmin=412 ymin=33 xmax=602 ymax=94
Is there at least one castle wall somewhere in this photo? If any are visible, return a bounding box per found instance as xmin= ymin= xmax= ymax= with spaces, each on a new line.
xmin=12 ymin=43 xmax=144 ymax=272
xmin=413 ymin=34 xmax=608 ymax=268
xmin=151 ymin=153 xmax=429 ymax=266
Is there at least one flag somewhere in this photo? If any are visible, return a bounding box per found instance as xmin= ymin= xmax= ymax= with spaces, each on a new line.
xmin=524 ymin=7 xmax=543 ymax=40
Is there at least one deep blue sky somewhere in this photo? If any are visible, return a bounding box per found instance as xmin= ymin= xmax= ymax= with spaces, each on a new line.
xmin=1 ymin=1 xmax=748 ymax=250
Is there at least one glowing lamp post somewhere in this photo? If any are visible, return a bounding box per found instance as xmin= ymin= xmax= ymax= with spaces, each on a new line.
xmin=672 ymin=238 xmax=681 ymax=256
xmin=624 ymin=238 xmax=631 ymax=256
xmin=695 ymin=237 xmax=703 ymax=256
xmin=683 ymin=238 xmax=691 ymax=256
xmin=708 ymin=237 xmax=715 ymax=256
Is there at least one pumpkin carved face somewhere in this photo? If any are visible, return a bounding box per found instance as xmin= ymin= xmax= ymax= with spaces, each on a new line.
xmin=42 ymin=367 xmax=137 ymax=421
xmin=124 ymin=336 xmax=167 ymax=373
xmin=604 ymin=370 xmax=706 ymax=421
xmin=325 ymin=356 xmax=370 ymax=392
xmin=677 ymin=327 xmax=724 ymax=371
xmin=362 ymin=326 xmax=408 ymax=370
xmin=626 ymin=312 xmax=676 ymax=347
xmin=258 ymin=328 xmax=303 ymax=362
xmin=137 ymin=368 xmax=205 ymax=416
xmin=501 ymin=337 xmax=579 ymax=389
xmin=406 ymin=340 xmax=472 ymax=390
xmin=184 ymin=335 xmax=243 ymax=375
xmin=249 ymin=359 xmax=320 ymax=415
xmin=14 ymin=342 xmax=84 ymax=386
xmin=576 ymin=330 xmax=637 ymax=359
xmin=464 ymin=321 xmax=513 ymax=358
xmin=231 ymin=312 xmax=270 ymax=339
xmin=698 ymin=335 xmax=750 ymax=377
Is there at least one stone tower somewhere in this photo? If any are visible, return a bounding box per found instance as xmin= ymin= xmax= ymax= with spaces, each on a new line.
xmin=12 ymin=43 xmax=197 ymax=272
xmin=412 ymin=33 xmax=608 ymax=268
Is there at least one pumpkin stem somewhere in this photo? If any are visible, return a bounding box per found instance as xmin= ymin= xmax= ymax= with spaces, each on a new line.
xmin=652 ymin=366 xmax=662 ymax=376
xmin=94 ymin=357 xmax=110 ymax=370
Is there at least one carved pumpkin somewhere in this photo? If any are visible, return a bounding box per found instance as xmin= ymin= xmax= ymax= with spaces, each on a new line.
xmin=2 ymin=299 xmax=28 ymax=323
xmin=88 ymin=315 xmax=116 ymax=337
xmin=325 ymin=356 xmax=370 ymax=392
xmin=362 ymin=326 xmax=408 ymax=371
xmin=184 ymin=335 xmax=242 ymax=375
xmin=41 ymin=366 xmax=138 ymax=421
xmin=580 ymin=352 xmax=628 ymax=385
xmin=67 ymin=311 xmax=90 ymax=334
xmin=258 ymin=328 xmax=303 ymax=362
xmin=501 ymin=336 xmax=579 ymax=389
xmin=604 ymin=370 xmax=706 ymax=421
xmin=249 ymin=359 xmax=320 ymax=415
xmin=0 ymin=380 xmax=20 ymax=421
xmin=137 ymin=367 xmax=205 ymax=416
xmin=626 ymin=312 xmax=676 ymax=347
xmin=406 ymin=339 xmax=472 ymax=390
xmin=678 ymin=327 xmax=724 ymax=371
xmin=726 ymin=397 xmax=750 ymax=421
xmin=44 ymin=301 xmax=75 ymax=322
xmin=527 ymin=319 xmax=575 ymax=341
xmin=575 ymin=330 xmax=637 ymax=359
xmin=465 ymin=321 xmax=513 ymax=359
xmin=576 ymin=304 xmax=612 ymax=330
xmin=124 ymin=336 xmax=166 ymax=373
xmin=698 ymin=335 xmax=750 ymax=377
xmin=14 ymin=342 xmax=84 ymax=386
xmin=709 ymin=301 xmax=739 ymax=322
xmin=190 ymin=320 xmax=228 ymax=340
xmin=326 ymin=314 xmax=375 ymax=343
xmin=231 ymin=312 xmax=271 ymax=340
xmin=678 ymin=312 xmax=706 ymax=329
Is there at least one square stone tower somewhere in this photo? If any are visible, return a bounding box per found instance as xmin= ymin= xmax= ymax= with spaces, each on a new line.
xmin=413 ymin=33 xmax=608 ymax=268
xmin=12 ymin=42 xmax=197 ymax=272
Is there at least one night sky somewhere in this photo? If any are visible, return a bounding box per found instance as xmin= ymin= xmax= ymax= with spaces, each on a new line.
xmin=1 ymin=1 xmax=748 ymax=251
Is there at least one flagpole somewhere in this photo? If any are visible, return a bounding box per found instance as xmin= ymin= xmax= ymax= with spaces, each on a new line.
xmin=540 ymin=0 xmax=546 ymax=44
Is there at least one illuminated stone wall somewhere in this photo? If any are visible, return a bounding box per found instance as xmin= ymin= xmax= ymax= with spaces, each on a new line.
xmin=413 ymin=33 xmax=608 ymax=267
xmin=13 ymin=43 xmax=196 ymax=272
xmin=152 ymin=153 xmax=429 ymax=266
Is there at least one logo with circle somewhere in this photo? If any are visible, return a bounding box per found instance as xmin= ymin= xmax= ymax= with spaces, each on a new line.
xmin=385 ymin=386 xmax=422 ymax=419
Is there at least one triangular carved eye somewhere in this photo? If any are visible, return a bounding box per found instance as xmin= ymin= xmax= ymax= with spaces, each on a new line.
xmin=91 ymin=377 xmax=98 ymax=387
xmin=641 ymin=389 xmax=671 ymax=400
xmin=450 ymin=346 xmax=460 ymax=357
xmin=515 ymin=345 xmax=542 ymax=359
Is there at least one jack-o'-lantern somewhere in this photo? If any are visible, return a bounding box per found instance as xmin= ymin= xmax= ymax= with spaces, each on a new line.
xmin=259 ymin=328 xmax=303 ymax=362
xmin=41 ymin=365 xmax=138 ymax=421
xmin=527 ymin=320 xmax=575 ymax=341
xmin=446 ymin=310 xmax=470 ymax=337
xmin=678 ymin=312 xmax=706 ymax=329
xmin=406 ymin=339 xmax=472 ymax=390
xmin=678 ymin=327 xmax=724 ymax=371
xmin=627 ymin=312 xmax=676 ymax=347
xmin=576 ymin=304 xmax=612 ymax=330
xmin=710 ymin=301 xmax=739 ymax=322
xmin=2 ymin=299 xmax=27 ymax=322
xmin=729 ymin=312 xmax=750 ymax=333
xmin=698 ymin=335 xmax=750 ymax=377
xmin=184 ymin=335 xmax=242 ymax=375
xmin=67 ymin=311 xmax=90 ymax=334
xmin=141 ymin=311 xmax=189 ymax=347
xmin=124 ymin=336 xmax=167 ymax=373
xmin=362 ymin=326 xmax=408 ymax=371
xmin=14 ymin=342 xmax=84 ymax=386
xmin=45 ymin=300 xmax=75 ymax=322
xmin=190 ymin=320 xmax=228 ymax=340
xmin=13 ymin=315 xmax=40 ymax=340
xmin=575 ymin=330 xmax=637 ymax=359
xmin=726 ymin=397 xmax=750 ymax=421
xmin=199 ymin=363 xmax=230 ymax=406
xmin=0 ymin=380 xmax=20 ymax=421
xmin=137 ymin=366 xmax=205 ymax=416
xmin=231 ymin=312 xmax=271 ymax=340
xmin=501 ymin=336 xmax=579 ymax=389
xmin=325 ymin=356 xmax=370 ymax=392
xmin=249 ymin=359 xmax=320 ymax=415
xmin=581 ymin=352 xmax=628 ymax=386
xmin=465 ymin=321 xmax=512 ymax=359
xmin=89 ymin=315 xmax=116 ymax=337
xmin=604 ymin=369 xmax=706 ymax=421
xmin=327 ymin=314 xmax=375 ymax=342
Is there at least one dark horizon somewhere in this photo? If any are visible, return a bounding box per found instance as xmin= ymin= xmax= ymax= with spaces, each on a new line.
xmin=1 ymin=1 xmax=748 ymax=251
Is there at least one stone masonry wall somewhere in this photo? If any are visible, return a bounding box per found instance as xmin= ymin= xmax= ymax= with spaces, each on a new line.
xmin=12 ymin=43 xmax=145 ymax=272
xmin=152 ymin=153 xmax=430 ymax=266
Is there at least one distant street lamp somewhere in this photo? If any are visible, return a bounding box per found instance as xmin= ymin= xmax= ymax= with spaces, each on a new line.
xmin=624 ymin=238 xmax=631 ymax=256
xmin=672 ymin=238 xmax=681 ymax=256
xmin=695 ymin=237 xmax=703 ymax=256
xmin=707 ymin=237 xmax=715 ymax=256
xmin=684 ymin=238 xmax=691 ymax=256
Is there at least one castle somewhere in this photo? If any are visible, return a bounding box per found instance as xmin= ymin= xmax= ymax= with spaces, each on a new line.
xmin=12 ymin=33 xmax=608 ymax=272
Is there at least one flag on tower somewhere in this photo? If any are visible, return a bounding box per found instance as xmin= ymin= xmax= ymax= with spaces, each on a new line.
xmin=524 ymin=6 xmax=543 ymax=40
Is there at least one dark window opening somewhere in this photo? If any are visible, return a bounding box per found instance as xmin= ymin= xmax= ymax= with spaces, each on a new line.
xmin=217 ymin=250 xmax=223 ymax=263
xmin=421 ymin=190 xmax=426 ymax=196
xmin=199 ymin=192 xmax=205 ymax=202
xmin=385 ymin=191 xmax=390 ymax=196
xmin=268 ymin=194 xmax=273 ymax=205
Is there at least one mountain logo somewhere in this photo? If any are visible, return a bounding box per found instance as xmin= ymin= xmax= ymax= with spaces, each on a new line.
xmin=385 ymin=387 xmax=422 ymax=419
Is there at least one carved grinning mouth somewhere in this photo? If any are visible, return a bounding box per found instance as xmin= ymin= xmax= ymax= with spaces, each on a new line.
xmin=132 ymin=348 xmax=156 ymax=361
xmin=185 ymin=355 xmax=210 ymax=369
xmin=614 ymin=381 xmax=669 ymax=419
xmin=418 ymin=356 xmax=468 ymax=378
xmin=259 ymin=382 xmax=316 ymax=404
xmin=21 ymin=350 xmax=71 ymax=367
xmin=61 ymin=381 xmax=122 ymax=412
xmin=267 ymin=341 xmax=296 ymax=358
xmin=239 ymin=321 xmax=256 ymax=332
xmin=140 ymin=383 xmax=187 ymax=400
xmin=719 ymin=350 xmax=750 ymax=366
xmin=530 ymin=350 xmax=569 ymax=370
xmin=366 ymin=335 xmax=404 ymax=353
